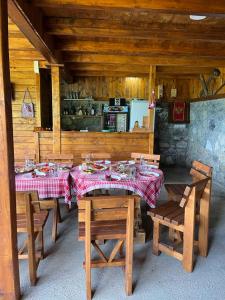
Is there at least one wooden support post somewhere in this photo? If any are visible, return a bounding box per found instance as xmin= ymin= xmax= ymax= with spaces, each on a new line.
xmin=51 ymin=65 xmax=61 ymax=154
xmin=34 ymin=131 xmax=40 ymax=163
xmin=0 ymin=1 xmax=20 ymax=298
xmin=148 ymin=65 xmax=156 ymax=153
xmin=35 ymin=73 xmax=41 ymax=127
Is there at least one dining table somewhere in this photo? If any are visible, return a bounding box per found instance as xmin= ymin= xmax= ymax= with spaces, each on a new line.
xmin=70 ymin=160 xmax=164 ymax=207
xmin=15 ymin=163 xmax=72 ymax=203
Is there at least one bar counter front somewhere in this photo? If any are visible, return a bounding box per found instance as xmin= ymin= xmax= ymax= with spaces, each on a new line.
xmin=34 ymin=131 xmax=154 ymax=165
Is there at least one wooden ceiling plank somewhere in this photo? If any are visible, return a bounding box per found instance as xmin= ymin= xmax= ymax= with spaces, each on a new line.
xmin=58 ymin=39 xmax=225 ymax=58
xmin=63 ymin=53 xmax=225 ymax=67
xmin=34 ymin=0 xmax=225 ymax=16
xmin=45 ymin=18 xmax=225 ymax=42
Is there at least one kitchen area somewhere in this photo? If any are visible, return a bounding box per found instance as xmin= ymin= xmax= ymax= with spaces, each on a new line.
xmin=61 ymin=95 xmax=151 ymax=133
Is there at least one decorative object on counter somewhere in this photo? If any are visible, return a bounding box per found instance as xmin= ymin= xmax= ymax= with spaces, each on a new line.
xmin=21 ymin=88 xmax=34 ymax=118
xmin=134 ymin=120 xmax=139 ymax=128
xmin=132 ymin=116 xmax=151 ymax=132
xmin=149 ymin=89 xmax=156 ymax=109
xmin=168 ymin=102 xmax=190 ymax=123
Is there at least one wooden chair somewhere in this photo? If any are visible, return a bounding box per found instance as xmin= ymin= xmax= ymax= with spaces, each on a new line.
xmin=164 ymin=161 xmax=212 ymax=251
xmin=41 ymin=153 xmax=74 ymax=163
xmin=39 ymin=153 xmax=74 ymax=242
xmin=81 ymin=152 xmax=111 ymax=161
xmin=148 ymin=176 xmax=210 ymax=272
xmin=131 ymin=152 xmax=160 ymax=167
xmin=78 ymin=195 xmax=140 ymax=300
xmin=16 ymin=191 xmax=49 ymax=285
xmin=165 ymin=160 xmax=212 ymax=202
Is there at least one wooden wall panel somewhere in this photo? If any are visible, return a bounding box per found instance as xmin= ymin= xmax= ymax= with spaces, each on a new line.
xmin=63 ymin=76 xmax=193 ymax=101
xmin=10 ymin=61 xmax=38 ymax=162
xmin=62 ymin=76 xmax=149 ymax=99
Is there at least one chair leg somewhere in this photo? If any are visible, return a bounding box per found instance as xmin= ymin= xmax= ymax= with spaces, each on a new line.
xmin=152 ymin=221 xmax=161 ymax=256
xmin=56 ymin=198 xmax=62 ymax=223
xmin=183 ymin=227 xmax=195 ymax=272
xmin=125 ymin=199 xmax=134 ymax=296
xmin=198 ymin=193 xmax=210 ymax=257
xmin=168 ymin=228 xmax=175 ymax=242
xmin=37 ymin=231 xmax=44 ymax=259
xmin=27 ymin=232 xmax=37 ymax=285
xmin=85 ymin=201 xmax=92 ymax=300
xmin=52 ymin=199 xmax=58 ymax=242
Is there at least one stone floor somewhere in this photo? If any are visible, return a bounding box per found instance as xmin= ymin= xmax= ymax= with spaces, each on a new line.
xmin=18 ymin=167 xmax=225 ymax=300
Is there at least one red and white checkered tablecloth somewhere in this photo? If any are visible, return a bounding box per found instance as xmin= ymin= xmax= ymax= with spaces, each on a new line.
xmin=15 ymin=171 xmax=72 ymax=203
xmin=70 ymin=165 xmax=164 ymax=207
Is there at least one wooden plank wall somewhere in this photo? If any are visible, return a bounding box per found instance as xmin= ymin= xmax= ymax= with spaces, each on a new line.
xmin=62 ymin=76 xmax=192 ymax=101
xmin=10 ymin=60 xmax=38 ymax=162
xmin=38 ymin=131 xmax=152 ymax=164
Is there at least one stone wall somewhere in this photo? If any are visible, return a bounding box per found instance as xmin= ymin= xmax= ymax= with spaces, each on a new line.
xmin=186 ymin=99 xmax=225 ymax=185
xmin=156 ymin=104 xmax=189 ymax=166
xmin=156 ymin=99 xmax=225 ymax=185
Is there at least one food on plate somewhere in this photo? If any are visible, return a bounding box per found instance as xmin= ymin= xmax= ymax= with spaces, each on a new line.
xmin=15 ymin=166 xmax=34 ymax=174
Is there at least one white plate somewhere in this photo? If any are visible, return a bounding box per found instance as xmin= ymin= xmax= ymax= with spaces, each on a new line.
xmin=128 ymin=160 xmax=135 ymax=165
xmin=95 ymin=160 xmax=111 ymax=165
xmin=139 ymin=171 xmax=160 ymax=177
xmin=37 ymin=162 xmax=55 ymax=167
xmin=111 ymin=174 xmax=121 ymax=181
xmin=34 ymin=169 xmax=47 ymax=176
xmin=147 ymin=164 xmax=158 ymax=169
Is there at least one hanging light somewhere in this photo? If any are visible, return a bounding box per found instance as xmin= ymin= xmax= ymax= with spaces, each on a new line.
xmin=190 ymin=15 xmax=207 ymax=21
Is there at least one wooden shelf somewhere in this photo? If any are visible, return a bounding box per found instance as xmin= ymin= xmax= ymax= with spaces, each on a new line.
xmin=63 ymin=98 xmax=93 ymax=101
xmin=61 ymin=115 xmax=102 ymax=118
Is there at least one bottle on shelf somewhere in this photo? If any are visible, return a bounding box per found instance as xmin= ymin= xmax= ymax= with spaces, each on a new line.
xmin=91 ymin=106 xmax=95 ymax=116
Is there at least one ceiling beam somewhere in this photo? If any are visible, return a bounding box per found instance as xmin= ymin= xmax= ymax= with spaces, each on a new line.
xmin=34 ymin=0 xmax=225 ymax=16
xmin=71 ymin=70 xmax=200 ymax=79
xmin=69 ymin=63 xmax=212 ymax=75
xmin=63 ymin=53 xmax=225 ymax=67
xmin=45 ymin=17 xmax=225 ymax=43
xmin=58 ymin=39 xmax=225 ymax=58
xmin=8 ymin=0 xmax=59 ymax=64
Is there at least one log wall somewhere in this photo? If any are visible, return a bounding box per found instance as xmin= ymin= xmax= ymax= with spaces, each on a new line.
xmin=10 ymin=60 xmax=40 ymax=162
xmin=62 ymin=76 xmax=192 ymax=101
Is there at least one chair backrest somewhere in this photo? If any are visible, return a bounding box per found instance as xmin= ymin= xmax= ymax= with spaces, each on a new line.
xmin=131 ymin=153 xmax=160 ymax=166
xmin=190 ymin=160 xmax=212 ymax=179
xmin=81 ymin=153 xmax=111 ymax=160
xmin=179 ymin=177 xmax=210 ymax=209
xmin=78 ymin=195 xmax=140 ymax=223
xmin=41 ymin=153 xmax=74 ymax=163
xmin=16 ymin=191 xmax=41 ymax=214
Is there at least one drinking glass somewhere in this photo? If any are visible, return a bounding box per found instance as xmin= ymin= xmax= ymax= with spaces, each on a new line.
xmin=85 ymin=153 xmax=91 ymax=163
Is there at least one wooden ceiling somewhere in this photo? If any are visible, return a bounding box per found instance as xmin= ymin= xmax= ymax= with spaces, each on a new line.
xmin=7 ymin=0 xmax=225 ymax=78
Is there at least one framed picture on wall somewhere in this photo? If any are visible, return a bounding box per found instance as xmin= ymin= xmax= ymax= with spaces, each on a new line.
xmin=168 ymin=102 xmax=190 ymax=123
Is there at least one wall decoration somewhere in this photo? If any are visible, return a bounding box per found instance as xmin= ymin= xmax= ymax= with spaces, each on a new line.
xmin=168 ymin=102 xmax=190 ymax=123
